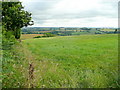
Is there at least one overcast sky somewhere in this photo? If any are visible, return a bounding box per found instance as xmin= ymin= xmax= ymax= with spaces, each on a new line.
xmin=20 ymin=0 xmax=118 ymax=27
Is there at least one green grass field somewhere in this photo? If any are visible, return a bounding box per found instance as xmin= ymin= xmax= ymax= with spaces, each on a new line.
xmin=22 ymin=34 xmax=118 ymax=88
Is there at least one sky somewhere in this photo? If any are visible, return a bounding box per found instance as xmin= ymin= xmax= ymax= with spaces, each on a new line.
xmin=20 ymin=0 xmax=119 ymax=28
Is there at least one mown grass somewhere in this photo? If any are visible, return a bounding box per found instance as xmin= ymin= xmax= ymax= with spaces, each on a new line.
xmin=23 ymin=34 xmax=119 ymax=88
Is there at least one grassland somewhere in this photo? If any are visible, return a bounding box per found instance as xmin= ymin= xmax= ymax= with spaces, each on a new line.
xmin=21 ymin=34 xmax=44 ymax=40
xmin=22 ymin=34 xmax=118 ymax=88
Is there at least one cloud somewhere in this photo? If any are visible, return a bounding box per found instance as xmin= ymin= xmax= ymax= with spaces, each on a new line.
xmin=20 ymin=0 xmax=118 ymax=27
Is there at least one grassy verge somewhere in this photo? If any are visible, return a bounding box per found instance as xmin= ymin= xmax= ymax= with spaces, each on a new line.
xmin=2 ymin=42 xmax=36 ymax=88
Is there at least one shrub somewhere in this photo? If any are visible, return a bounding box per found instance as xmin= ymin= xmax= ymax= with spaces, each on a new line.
xmin=33 ymin=33 xmax=56 ymax=38
xmin=44 ymin=33 xmax=56 ymax=37
xmin=33 ymin=36 xmax=42 ymax=38
xmin=2 ymin=28 xmax=17 ymax=50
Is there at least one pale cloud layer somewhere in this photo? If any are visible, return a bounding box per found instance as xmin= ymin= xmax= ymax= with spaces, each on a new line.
xmin=20 ymin=0 xmax=119 ymax=27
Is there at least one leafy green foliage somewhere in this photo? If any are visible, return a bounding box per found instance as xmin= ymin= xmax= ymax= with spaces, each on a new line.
xmin=44 ymin=33 xmax=56 ymax=37
xmin=34 ymin=36 xmax=42 ymax=38
xmin=34 ymin=33 xmax=56 ymax=38
xmin=2 ymin=2 xmax=33 ymax=39
xmin=2 ymin=27 xmax=16 ymax=50
xmin=2 ymin=1 xmax=34 ymax=88
xmin=14 ymin=28 xmax=21 ymax=39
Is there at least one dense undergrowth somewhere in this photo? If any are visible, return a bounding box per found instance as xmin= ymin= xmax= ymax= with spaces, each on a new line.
xmin=2 ymin=36 xmax=35 ymax=88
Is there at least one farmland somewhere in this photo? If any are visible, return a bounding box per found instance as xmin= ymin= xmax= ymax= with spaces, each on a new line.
xmin=22 ymin=27 xmax=118 ymax=36
xmin=21 ymin=34 xmax=44 ymax=40
xmin=21 ymin=34 xmax=118 ymax=88
xmin=2 ymin=0 xmax=119 ymax=88
xmin=20 ymin=27 xmax=119 ymax=40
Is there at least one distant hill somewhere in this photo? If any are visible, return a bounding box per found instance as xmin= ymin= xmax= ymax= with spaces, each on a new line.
xmin=22 ymin=27 xmax=118 ymax=36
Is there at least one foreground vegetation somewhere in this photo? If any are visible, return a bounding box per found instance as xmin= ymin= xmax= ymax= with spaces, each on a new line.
xmin=2 ymin=42 xmax=33 ymax=88
xmin=22 ymin=34 xmax=118 ymax=88
xmin=2 ymin=1 xmax=33 ymax=88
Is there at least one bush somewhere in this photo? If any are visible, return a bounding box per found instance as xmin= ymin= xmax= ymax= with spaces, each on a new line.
xmin=33 ymin=36 xmax=42 ymax=38
xmin=44 ymin=33 xmax=56 ymax=37
xmin=33 ymin=33 xmax=56 ymax=38
xmin=2 ymin=29 xmax=17 ymax=50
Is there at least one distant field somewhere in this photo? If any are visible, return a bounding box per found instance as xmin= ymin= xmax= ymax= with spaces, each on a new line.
xmin=34 ymin=31 xmax=52 ymax=33
xmin=55 ymin=30 xmax=84 ymax=31
xmin=101 ymin=29 xmax=115 ymax=32
xmin=21 ymin=34 xmax=44 ymax=40
xmin=23 ymin=34 xmax=118 ymax=88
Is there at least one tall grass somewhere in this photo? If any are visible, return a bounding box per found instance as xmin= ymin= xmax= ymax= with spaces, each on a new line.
xmin=23 ymin=34 xmax=119 ymax=88
xmin=2 ymin=42 xmax=36 ymax=88
xmin=2 ymin=34 xmax=119 ymax=88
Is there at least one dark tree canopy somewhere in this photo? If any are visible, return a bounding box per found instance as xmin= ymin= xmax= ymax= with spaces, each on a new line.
xmin=2 ymin=2 xmax=34 ymax=39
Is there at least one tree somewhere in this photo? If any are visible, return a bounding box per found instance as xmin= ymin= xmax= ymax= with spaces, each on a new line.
xmin=2 ymin=1 xmax=34 ymax=39
xmin=114 ymin=29 xmax=117 ymax=33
